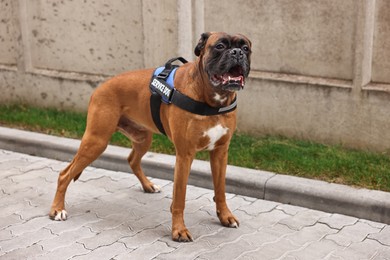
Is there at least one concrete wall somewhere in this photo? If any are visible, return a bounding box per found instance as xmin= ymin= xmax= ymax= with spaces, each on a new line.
xmin=1 ymin=0 xmax=390 ymax=152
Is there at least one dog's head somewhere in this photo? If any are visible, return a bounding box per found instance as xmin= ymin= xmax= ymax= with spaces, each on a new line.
xmin=195 ymin=32 xmax=252 ymax=92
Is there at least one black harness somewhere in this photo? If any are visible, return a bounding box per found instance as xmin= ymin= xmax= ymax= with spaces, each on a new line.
xmin=149 ymin=57 xmax=237 ymax=135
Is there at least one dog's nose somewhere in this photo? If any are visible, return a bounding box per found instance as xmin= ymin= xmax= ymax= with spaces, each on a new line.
xmin=230 ymin=48 xmax=244 ymax=61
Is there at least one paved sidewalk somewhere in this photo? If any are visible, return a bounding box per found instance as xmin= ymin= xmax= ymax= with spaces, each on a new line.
xmin=1 ymin=149 xmax=390 ymax=259
xmin=1 ymin=126 xmax=390 ymax=225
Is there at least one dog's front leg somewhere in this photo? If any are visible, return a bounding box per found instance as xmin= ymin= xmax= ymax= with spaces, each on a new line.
xmin=210 ymin=146 xmax=239 ymax=228
xmin=171 ymin=153 xmax=194 ymax=242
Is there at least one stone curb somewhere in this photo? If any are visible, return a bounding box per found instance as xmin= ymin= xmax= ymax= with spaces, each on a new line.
xmin=0 ymin=126 xmax=389 ymax=224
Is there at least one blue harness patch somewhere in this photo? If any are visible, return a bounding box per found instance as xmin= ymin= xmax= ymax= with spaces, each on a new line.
xmin=150 ymin=67 xmax=178 ymax=104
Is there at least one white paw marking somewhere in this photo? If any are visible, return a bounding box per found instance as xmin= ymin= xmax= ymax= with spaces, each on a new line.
xmin=152 ymin=184 xmax=162 ymax=193
xmin=230 ymin=222 xmax=238 ymax=228
xmin=54 ymin=210 xmax=68 ymax=221
xmin=203 ymin=124 xmax=229 ymax=150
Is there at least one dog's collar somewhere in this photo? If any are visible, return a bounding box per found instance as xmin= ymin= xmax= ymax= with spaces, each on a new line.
xmin=150 ymin=58 xmax=237 ymax=116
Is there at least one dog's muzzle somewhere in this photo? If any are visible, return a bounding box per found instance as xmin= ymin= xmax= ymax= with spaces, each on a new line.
xmin=209 ymin=51 xmax=250 ymax=91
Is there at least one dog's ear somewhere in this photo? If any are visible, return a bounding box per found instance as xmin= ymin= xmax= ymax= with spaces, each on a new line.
xmin=194 ymin=32 xmax=211 ymax=57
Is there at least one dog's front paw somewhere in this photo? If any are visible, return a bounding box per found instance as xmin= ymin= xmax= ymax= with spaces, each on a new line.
xmin=143 ymin=183 xmax=161 ymax=193
xmin=217 ymin=209 xmax=239 ymax=228
xmin=172 ymin=226 xmax=193 ymax=242
xmin=49 ymin=209 xmax=68 ymax=221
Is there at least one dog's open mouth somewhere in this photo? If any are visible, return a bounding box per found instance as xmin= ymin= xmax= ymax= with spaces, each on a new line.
xmin=210 ymin=65 xmax=245 ymax=91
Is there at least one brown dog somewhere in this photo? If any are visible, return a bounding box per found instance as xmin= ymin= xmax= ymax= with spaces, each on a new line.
xmin=49 ymin=32 xmax=252 ymax=242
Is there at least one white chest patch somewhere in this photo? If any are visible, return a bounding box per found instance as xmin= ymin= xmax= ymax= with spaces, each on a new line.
xmin=213 ymin=93 xmax=227 ymax=104
xmin=203 ymin=124 xmax=229 ymax=150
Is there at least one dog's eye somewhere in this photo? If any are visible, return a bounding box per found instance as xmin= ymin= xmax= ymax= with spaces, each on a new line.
xmin=215 ymin=43 xmax=225 ymax=50
xmin=242 ymin=45 xmax=250 ymax=52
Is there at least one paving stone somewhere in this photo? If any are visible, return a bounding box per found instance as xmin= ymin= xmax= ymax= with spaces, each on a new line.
xmin=119 ymin=225 xmax=169 ymax=248
xmin=17 ymin=160 xmax=54 ymax=174
xmin=86 ymin=167 xmax=137 ymax=182
xmin=198 ymin=238 xmax=254 ymax=260
xmin=0 ymin=228 xmax=56 ymax=253
xmin=10 ymin=167 xmax=56 ymax=182
xmin=242 ymin=224 xmax=295 ymax=247
xmin=331 ymin=238 xmax=389 ymax=259
xmin=38 ymin=226 xmax=96 ymax=251
xmin=125 ymin=210 xmax=171 ymax=233
xmin=77 ymin=176 xmax=136 ymax=193
xmin=279 ymin=209 xmax=331 ymax=231
xmin=71 ymin=242 xmax=129 ymax=260
xmin=285 ymin=239 xmax=345 ymax=260
xmin=16 ymin=204 xmax=49 ymax=220
xmin=284 ymin=223 xmax=338 ymax=246
xmin=200 ymin=194 xmax=251 ymax=217
xmin=184 ymin=209 xmax=219 ymax=229
xmin=276 ymin=203 xmax=308 ymax=216
xmin=372 ymin=247 xmax=390 ymax=260
xmin=161 ymin=182 xmax=174 ymax=199
xmin=368 ymin=225 xmax=390 ymax=246
xmin=154 ymin=239 xmax=211 ymax=259
xmin=0 ymin=244 xmax=44 ymax=259
xmin=184 ymin=184 xmax=214 ymax=201
xmin=0 ymin=201 xmax=30 ymax=218
xmin=360 ymin=218 xmax=387 ymax=229
xmin=0 ymin=160 xmax=29 ymax=171
xmin=37 ymin=242 xmax=91 ymax=260
xmin=0 ymin=177 xmax=13 ymax=195
xmin=225 ymin=195 xmax=253 ymax=212
xmin=0 ymin=150 xmax=24 ymax=161
xmin=242 ymin=209 xmax=290 ymax=229
xmin=5 ymin=179 xmax=51 ymax=198
xmin=0 ymin=214 xmax=22 ymax=230
xmin=62 ymin=180 xmax=113 ymax=202
xmin=118 ymin=240 xmax=175 ymax=260
xmin=318 ymin=213 xmax=358 ymax=229
xmin=131 ymin=189 xmax=169 ymax=205
xmin=77 ymin=225 xmax=132 ymax=250
xmin=238 ymin=199 xmax=280 ymax=216
xmin=6 ymin=216 xmax=52 ymax=236
xmin=45 ymin=160 xmax=69 ymax=172
xmin=241 ymin=238 xmax=304 ymax=259
xmin=45 ymin=212 xmax=101 ymax=235
xmin=186 ymin=221 xmax=225 ymax=241
xmin=325 ymin=220 xmax=382 ymax=247
xmin=201 ymin=224 xmax=257 ymax=247
xmin=85 ymin=213 xmax=137 ymax=233
xmin=0 ymin=229 xmax=13 ymax=241
xmin=185 ymin=196 xmax=214 ymax=214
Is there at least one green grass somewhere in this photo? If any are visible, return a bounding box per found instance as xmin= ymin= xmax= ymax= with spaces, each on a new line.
xmin=0 ymin=104 xmax=389 ymax=192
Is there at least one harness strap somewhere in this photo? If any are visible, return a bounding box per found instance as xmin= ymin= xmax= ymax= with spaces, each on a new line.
xmin=171 ymin=91 xmax=237 ymax=115
xmin=149 ymin=57 xmax=237 ymax=135
xmin=150 ymin=92 xmax=166 ymax=135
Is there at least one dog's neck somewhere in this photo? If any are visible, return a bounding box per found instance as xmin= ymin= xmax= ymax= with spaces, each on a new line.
xmin=191 ymin=59 xmax=237 ymax=108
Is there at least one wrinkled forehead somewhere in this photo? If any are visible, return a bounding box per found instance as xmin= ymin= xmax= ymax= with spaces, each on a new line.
xmin=207 ymin=33 xmax=251 ymax=47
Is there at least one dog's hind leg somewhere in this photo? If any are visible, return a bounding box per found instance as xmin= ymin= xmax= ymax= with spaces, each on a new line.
xmin=118 ymin=116 xmax=161 ymax=193
xmin=128 ymin=133 xmax=161 ymax=193
xmin=49 ymin=133 xmax=113 ymax=220
xmin=50 ymin=105 xmax=119 ymax=221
